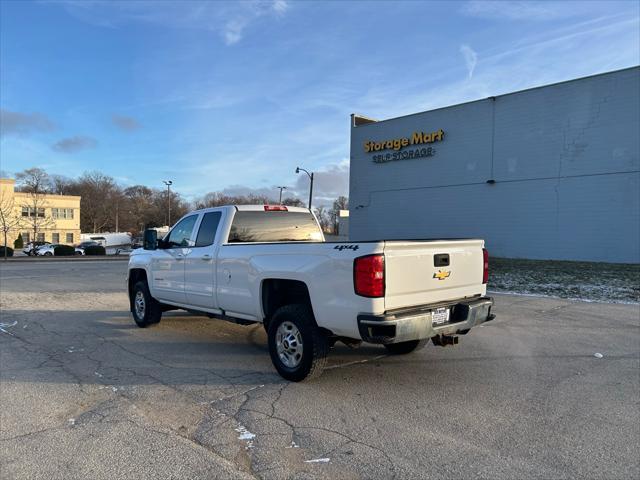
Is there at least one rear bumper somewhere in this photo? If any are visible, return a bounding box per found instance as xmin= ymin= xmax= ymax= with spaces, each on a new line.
xmin=357 ymin=297 xmax=494 ymax=344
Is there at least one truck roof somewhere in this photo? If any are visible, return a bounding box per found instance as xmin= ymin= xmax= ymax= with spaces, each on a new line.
xmin=234 ymin=205 xmax=310 ymax=213
xmin=191 ymin=205 xmax=311 ymax=214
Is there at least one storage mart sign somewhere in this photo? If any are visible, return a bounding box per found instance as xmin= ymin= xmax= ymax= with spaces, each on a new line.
xmin=363 ymin=129 xmax=445 ymax=164
xmin=363 ymin=129 xmax=444 ymax=152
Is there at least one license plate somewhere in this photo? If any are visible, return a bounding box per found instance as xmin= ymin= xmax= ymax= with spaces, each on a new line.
xmin=432 ymin=307 xmax=450 ymax=326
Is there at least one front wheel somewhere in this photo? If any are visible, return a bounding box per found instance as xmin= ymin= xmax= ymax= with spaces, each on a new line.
xmin=131 ymin=281 xmax=162 ymax=327
xmin=384 ymin=339 xmax=427 ymax=355
xmin=44 ymin=252 xmax=53 ymax=256
xmin=267 ymin=304 xmax=329 ymax=382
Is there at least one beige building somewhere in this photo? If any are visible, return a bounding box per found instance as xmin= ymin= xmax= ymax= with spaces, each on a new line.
xmin=0 ymin=178 xmax=81 ymax=245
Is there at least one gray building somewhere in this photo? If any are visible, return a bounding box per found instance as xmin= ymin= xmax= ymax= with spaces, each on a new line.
xmin=349 ymin=67 xmax=640 ymax=264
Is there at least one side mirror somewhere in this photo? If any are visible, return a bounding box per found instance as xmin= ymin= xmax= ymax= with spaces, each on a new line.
xmin=143 ymin=229 xmax=158 ymax=250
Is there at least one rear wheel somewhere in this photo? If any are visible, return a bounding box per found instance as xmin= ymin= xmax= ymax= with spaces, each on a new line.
xmin=267 ymin=304 xmax=328 ymax=382
xmin=44 ymin=251 xmax=53 ymax=256
xmin=384 ymin=339 xmax=427 ymax=355
xmin=131 ymin=280 xmax=162 ymax=327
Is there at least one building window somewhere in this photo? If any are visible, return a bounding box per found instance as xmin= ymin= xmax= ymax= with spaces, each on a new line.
xmin=36 ymin=233 xmax=45 ymax=242
xmin=52 ymin=233 xmax=60 ymax=243
xmin=21 ymin=207 xmax=46 ymax=218
xmin=66 ymin=233 xmax=73 ymax=243
xmin=22 ymin=232 xmax=30 ymax=243
xmin=52 ymin=208 xmax=74 ymax=219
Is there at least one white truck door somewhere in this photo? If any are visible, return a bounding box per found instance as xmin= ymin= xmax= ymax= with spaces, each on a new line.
xmin=185 ymin=211 xmax=223 ymax=310
xmin=150 ymin=214 xmax=198 ymax=305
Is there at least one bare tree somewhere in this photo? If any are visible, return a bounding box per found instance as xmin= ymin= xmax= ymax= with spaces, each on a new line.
xmin=50 ymin=174 xmax=76 ymax=195
xmin=282 ymin=197 xmax=305 ymax=207
xmin=15 ymin=168 xmax=55 ymax=244
xmin=193 ymin=192 xmax=277 ymax=209
xmin=0 ymin=190 xmax=21 ymax=260
xmin=313 ymin=206 xmax=330 ymax=233
xmin=73 ymin=172 xmax=121 ymax=233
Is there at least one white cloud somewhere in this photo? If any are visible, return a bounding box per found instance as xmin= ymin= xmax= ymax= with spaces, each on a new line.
xmin=292 ymin=159 xmax=349 ymax=206
xmin=272 ymin=0 xmax=289 ymax=15
xmin=57 ymin=0 xmax=290 ymax=46
xmin=461 ymin=1 xmax=582 ymax=21
xmin=223 ymin=18 xmax=248 ymax=46
xmin=459 ymin=44 xmax=478 ymax=78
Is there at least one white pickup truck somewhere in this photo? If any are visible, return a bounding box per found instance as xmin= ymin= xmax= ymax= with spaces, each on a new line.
xmin=127 ymin=205 xmax=494 ymax=381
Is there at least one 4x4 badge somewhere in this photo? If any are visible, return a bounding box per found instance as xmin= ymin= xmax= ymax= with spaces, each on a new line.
xmin=433 ymin=270 xmax=451 ymax=280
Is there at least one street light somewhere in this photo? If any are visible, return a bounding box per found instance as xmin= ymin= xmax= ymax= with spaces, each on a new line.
xmin=163 ymin=180 xmax=173 ymax=226
xmin=277 ymin=186 xmax=287 ymax=204
xmin=295 ymin=167 xmax=314 ymax=210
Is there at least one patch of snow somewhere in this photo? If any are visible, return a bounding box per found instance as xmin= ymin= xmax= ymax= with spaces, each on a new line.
xmin=594 ymin=353 xmax=604 ymax=358
xmin=305 ymin=458 xmax=330 ymax=463
xmin=0 ymin=321 xmax=17 ymax=335
xmin=94 ymin=372 xmax=103 ymax=377
xmin=488 ymin=290 xmax=639 ymax=305
xmin=68 ymin=418 xmax=75 ymax=425
xmin=235 ymin=424 xmax=256 ymax=449
xmin=286 ymin=441 xmax=300 ymax=448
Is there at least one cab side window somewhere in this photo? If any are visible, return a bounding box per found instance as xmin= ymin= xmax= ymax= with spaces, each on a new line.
xmin=164 ymin=215 xmax=197 ymax=248
xmin=195 ymin=212 xmax=222 ymax=247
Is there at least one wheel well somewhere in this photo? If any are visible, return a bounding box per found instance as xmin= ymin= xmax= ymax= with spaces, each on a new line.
xmin=261 ymin=279 xmax=313 ymax=327
xmin=128 ymin=269 xmax=147 ymax=303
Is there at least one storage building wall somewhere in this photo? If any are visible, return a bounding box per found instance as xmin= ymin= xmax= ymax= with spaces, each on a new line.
xmin=349 ymin=67 xmax=640 ymax=263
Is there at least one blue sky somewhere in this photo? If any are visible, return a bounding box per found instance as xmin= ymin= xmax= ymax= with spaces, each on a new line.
xmin=1 ymin=0 xmax=638 ymax=205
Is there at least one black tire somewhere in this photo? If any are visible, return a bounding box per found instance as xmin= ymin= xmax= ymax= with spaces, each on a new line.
xmin=267 ymin=304 xmax=328 ymax=382
xmin=131 ymin=280 xmax=162 ymax=328
xmin=384 ymin=339 xmax=427 ymax=355
xmin=44 ymin=252 xmax=53 ymax=256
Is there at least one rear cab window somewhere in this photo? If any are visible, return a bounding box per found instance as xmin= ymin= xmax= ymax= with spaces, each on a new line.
xmin=227 ymin=210 xmax=323 ymax=243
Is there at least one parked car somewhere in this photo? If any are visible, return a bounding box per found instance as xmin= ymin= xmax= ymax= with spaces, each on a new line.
xmin=127 ymin=205 xmax=494 ymax=381
xmin=73 ymin=241 xmax=100 ymax=256
xmin=35 ymin=244 xmax=59 ymax=256
xmin=23 ymin=241 xmax=50 ymax=256
xmin=75 ymin=241 xmax=100 ymax=249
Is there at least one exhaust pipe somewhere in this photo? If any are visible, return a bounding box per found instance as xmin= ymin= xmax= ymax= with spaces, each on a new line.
xmin=432 ymin=335 xmax=459 ymax=347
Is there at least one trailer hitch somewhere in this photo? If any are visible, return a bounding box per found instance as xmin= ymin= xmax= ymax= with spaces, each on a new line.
xmin=431 ymin=335 xmax=459 ymax=347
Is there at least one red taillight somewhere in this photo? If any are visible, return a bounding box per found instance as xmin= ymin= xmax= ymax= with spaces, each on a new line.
xmin=264 ymin=205 xmax=288 ymax=211
xmin=483 ymin=248 xmax=489 ymax=284
xmin=354 ymin=254 xmax=385 ymax=297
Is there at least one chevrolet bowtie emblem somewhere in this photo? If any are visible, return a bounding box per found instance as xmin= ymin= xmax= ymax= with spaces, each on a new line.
xmin=433 ymin=270 xmax=451 ymax=280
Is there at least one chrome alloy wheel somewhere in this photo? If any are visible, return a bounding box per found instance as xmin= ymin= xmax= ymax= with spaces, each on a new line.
xmin=276 ymin=321 xmax=304 ymax=368
xmin=134 ymin=291 xmax=146 ymax=319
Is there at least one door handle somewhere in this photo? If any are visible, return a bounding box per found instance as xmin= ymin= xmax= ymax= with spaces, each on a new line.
xmin=176 ymin=253 xmax=184 ymax=260
xmin=202 ymin=254 xmax=212 ymax=261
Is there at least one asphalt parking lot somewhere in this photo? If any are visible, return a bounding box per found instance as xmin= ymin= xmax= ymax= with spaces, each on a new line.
xmin=1 ymin=260 xmax=639 ymax=479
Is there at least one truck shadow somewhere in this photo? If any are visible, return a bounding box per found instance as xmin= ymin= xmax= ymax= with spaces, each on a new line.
xmin=0 ymin=307 xmax=389 ymax=388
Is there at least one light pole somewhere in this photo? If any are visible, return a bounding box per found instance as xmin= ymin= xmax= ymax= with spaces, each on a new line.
xmin=277 ymin=186 xmax=287 ymax=204
xmin=295 ymin=167 xmax=314 ymax=210
xmin=163 ymin=180 xmax=173 ymax=226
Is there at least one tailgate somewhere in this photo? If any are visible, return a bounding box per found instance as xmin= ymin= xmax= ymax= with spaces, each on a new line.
xmin=383 ymin=240 xmax=485 ymax=310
